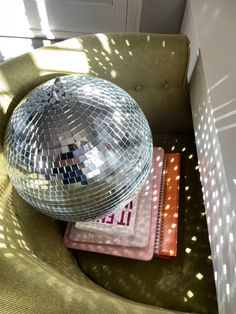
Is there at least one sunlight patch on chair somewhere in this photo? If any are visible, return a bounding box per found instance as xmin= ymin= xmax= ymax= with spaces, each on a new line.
xmin=32 ymin=49 xmax=90 ymax=75
xmin=0 ymin=71 xmax=13 ymax=113
xmin=0 ymin=242 xmax=7 ymax=248
xmin=0 ymin=37 xmax=33 ymax=61
xmin=57 ymin=38 xmax=84 ymax=50
xmin=0 ymin=92 xmax=12 ymax=114
xmin=95 ymin=34 xmax=112 ymax=54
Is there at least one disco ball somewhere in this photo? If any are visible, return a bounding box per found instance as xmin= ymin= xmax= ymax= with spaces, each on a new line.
xmin=4 ymin=75 xmax=153 ymax=221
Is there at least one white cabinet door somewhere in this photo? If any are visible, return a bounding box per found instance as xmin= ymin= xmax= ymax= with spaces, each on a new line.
xmin=0 ymin=0 xmax=140 ymax=39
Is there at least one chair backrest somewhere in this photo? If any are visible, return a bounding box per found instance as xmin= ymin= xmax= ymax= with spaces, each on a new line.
xmin=0 ymin=33 xmax=191 ymax=150
xmin=0 ymin=33 xmax=190 ymax=314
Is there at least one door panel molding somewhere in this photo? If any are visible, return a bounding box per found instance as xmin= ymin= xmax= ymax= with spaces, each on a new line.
xmin=0 ymin=0 xmax=142 ymax=39
xmin=126 ymin=0 xmax=143 ymax=32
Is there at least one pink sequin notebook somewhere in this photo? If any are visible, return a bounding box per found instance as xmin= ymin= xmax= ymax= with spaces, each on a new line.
xmin=65 ymin=161 xmax=154 ymax=248
xmin=64 ymin=147 xmax=164 ymax=261
xmin=75 ymin=196 xmax=138 ymax=236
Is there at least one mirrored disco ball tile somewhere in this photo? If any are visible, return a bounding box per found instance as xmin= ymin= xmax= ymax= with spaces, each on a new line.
xmin=4 ymin=75 xmax=153 ymax=221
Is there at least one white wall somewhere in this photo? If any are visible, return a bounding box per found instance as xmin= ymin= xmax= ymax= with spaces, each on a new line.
xmin=182 ymin=1 xmax=236 ymax=313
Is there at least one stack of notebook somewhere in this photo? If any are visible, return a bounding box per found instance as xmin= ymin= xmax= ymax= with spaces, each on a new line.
xmin=64 ymin=147 xmax=180 ymax=261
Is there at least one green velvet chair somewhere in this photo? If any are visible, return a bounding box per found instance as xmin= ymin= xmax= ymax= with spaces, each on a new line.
xmin=0 ymin=33 xmax=218 ymax=313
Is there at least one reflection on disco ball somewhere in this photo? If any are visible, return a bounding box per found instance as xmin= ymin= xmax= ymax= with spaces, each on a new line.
xmin=4 ymin=75 xmax=153 ymax=221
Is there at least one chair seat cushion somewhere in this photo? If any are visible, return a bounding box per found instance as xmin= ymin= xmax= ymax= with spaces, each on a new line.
xmin=75 ymin=133 xmax=218 ymax=314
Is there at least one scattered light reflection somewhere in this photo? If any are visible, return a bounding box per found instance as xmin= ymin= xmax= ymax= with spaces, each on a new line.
xmin=208 ymin=74 xmax=230 ymax=92
xmin=223 ymin=264 xmax=227 ymax=275
xmin=4 ymin=253 xmax=14 ymax=258
xmin=187 ymin=290 xmax=194 ymax=298
xmin=226 ymin=283 xmax=230 ymax=295
xmin=110 ymin=70 xmax=117 ymax=78
xmin=220 ymin=235 xmax=224 ymax=244
xmin=196 ymin=273 xmax=204 ymax=280
xmin=125 ymin=39 xmax=130 ymax=46
xmin=213 ymin=98 xmax=236 ymax=112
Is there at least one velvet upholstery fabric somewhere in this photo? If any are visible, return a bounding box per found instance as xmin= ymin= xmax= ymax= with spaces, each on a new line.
xmin=77 ymin=133 xmax=218 ymax=313
xmin=0 ymin=33 xmax=217 ymax=313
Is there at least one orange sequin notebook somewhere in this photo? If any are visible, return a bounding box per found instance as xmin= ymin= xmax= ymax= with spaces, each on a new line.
xmin=154 ymin=153 xmax=181 ymax=258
